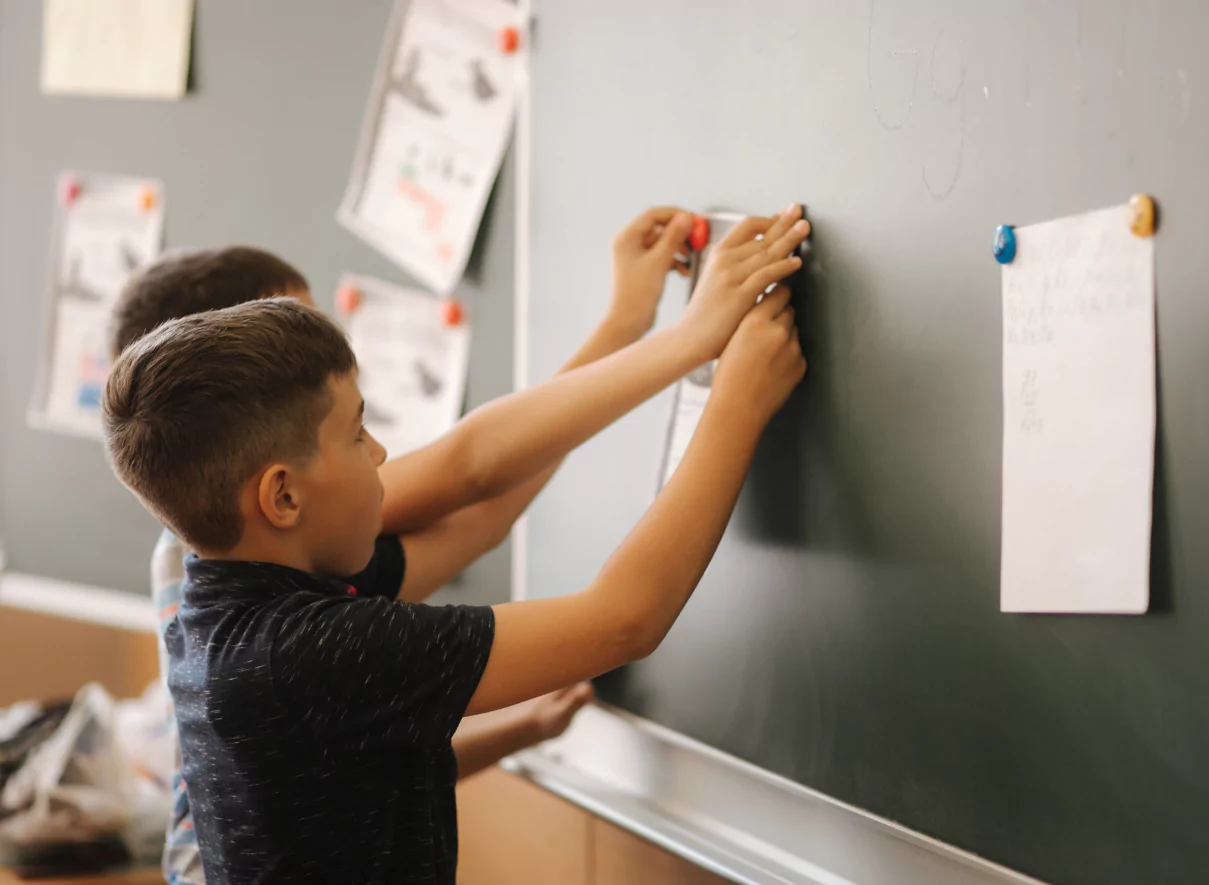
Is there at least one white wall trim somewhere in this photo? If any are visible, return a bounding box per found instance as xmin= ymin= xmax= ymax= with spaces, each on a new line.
xmin=0 ymin=571 xmax=155 ymax=633
xmin=508 ymin=0 xmax=533 ymax=603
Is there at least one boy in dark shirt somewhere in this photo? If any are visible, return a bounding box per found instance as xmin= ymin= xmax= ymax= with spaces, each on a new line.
xmin=109 ymin=244 xmax=593 ymax=885
xmin=101 ymin=206 xmax=810 ymax=884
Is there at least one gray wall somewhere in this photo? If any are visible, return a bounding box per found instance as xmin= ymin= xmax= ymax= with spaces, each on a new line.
xmin=0 ymin=0 xmax=514 ymax=607
xmin=524 ymin=3 xmax=1209 ymax=884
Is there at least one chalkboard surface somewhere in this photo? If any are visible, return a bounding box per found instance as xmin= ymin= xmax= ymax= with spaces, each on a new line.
xmin=523 ymin=4 xmax=1209 ymax=883
xmin=0 ymin=0 xmax=515 ymax=609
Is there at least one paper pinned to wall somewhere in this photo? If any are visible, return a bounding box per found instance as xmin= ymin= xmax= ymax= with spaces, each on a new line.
xmin=339 ymin=0 xmax=521 ymax=295
xmin=1000 ymin=204 xmax=1156 ymax=614
xmin=337 ymin=274 xmax=471 ymax=458
xmin=41 ymin=0 xmax=194 ymax=99
xmin=28 ymin=172 xmax=165 ymax=439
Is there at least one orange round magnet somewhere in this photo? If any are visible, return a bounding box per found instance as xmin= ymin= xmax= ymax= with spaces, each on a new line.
xmin=336 ymin=284 xmax=362 ymax=315
xmin=1129 ymin=194 xmax=1156 ymax=237
xmin=139 ymin=186 xmax=159 ymax=212
xmin=441 ymin=299 xmax=465 ymax=327
xmin=689 ymin=216 xmax=710 ymax=252
xmin=498 ymin=25 xmax=520 ymax=54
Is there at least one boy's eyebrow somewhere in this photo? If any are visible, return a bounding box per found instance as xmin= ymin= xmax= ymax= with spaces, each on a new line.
xmin=354 ymin=399 xmax=365 ymax=425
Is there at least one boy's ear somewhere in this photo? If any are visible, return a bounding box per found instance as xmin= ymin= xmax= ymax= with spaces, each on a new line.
xmin=256 ymin=463 xmax=303 ymax=530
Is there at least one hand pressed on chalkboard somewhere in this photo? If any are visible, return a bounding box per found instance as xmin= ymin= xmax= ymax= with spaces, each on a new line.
xmin=679 ymin=204 xmax=809 ymax=361
xmin=609 ymin=206 xmax=695 ymax=336
xmin=713 ymin=283 xmax=806 ymax=425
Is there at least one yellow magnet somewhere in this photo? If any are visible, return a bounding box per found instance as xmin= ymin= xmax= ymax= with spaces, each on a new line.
xmin=1129 ymin=194 xmax=1155 ymax=237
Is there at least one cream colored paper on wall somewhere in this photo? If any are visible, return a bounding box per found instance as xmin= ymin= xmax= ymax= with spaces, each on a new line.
xmin=1000 ymin=204 xmax=1156 ymax=614
xmin=41 ymin=0 xmax=194 ymax=99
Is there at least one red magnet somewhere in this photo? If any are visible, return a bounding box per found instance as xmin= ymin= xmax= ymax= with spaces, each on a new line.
xmin=498 ymin=25 xmax=520 ymax=54
xmin=441 ymin=299 xmax=465 ymax=327
xmin=336 ymin=284 xmax=361 ymax=315
xmin=689 ymin=216 xmax=710 ymax=252
xmin=60 ymin=176 xmax=81 ymax=207
xmin=139 ymin=186 xmax=159 ymax=212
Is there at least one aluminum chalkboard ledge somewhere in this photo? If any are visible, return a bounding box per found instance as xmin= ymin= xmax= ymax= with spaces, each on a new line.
xmin=502 ymin=704 xmax=1048 ymax=885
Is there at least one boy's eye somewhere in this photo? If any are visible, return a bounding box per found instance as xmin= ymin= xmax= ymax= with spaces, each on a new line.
xmin=356 ymin=424 xmax=367 ymax=442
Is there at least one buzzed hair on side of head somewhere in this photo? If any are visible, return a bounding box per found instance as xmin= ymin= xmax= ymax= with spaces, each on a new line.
xmin=109 ymin=246 xmax=309 ymax=360
xmin=103 ymin=298 xmax=356 ymax=553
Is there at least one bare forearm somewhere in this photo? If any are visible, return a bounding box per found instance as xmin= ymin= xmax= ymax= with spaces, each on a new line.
xmin=469 ymin=398 xmax=765 ymax=714
xmin=452 ymin=708 xmax=540 ymax=780
xmin=589 ymin=396 xmax=763 ymax=655
xmin=462 ymin=314 xmax=648 ymax=530
xmin=455 ymin=324 xmax=704 ymax=502
xmin=394 ymin=318 xmax=651 ymax=599
xmin=382 ymin=314 xmax=657 ymax=536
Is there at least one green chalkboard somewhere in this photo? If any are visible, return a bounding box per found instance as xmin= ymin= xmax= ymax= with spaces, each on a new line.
xmin=524 ymin=3 xmax=1209 ymax=883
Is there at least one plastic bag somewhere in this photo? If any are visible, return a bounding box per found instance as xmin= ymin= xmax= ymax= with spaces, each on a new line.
xmin=0 ymin=683 xmax=135 ymax=851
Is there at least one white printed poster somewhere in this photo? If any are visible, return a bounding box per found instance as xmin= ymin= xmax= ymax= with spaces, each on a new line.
xmin=1000 ymin=204 xmax=1156 ymax=614
xmin=42 ymin=0 xmax=194 ymax=99
xmin=337 ymin=274 xmax=471 ymax=458
xmin=29 ymin=171 xmax=165 ymax=439
xmin=339 ymin=0 xmax=521 ymax=295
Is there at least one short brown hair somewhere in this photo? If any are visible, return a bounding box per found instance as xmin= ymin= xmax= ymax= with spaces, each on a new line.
xmin=109 ymin=247 xmax=308 ymax=360
xmin=103 ymin=298 xmax=356 ymax=552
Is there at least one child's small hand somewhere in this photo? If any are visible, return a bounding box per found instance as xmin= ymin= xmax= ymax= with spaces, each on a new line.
xmin=610 ymin=207 xmax=695 ymax=337
xmin=712 ymin=284 xmax=806 ymax=426
xmin=679 ymin=205 xmax=809 ymax=361
xmin=524 ymin=682 xmax=595 ymax=743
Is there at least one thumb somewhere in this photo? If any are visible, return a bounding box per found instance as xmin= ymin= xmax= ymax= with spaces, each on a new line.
xmin=655 ymin=212 xmax=694 ymax=257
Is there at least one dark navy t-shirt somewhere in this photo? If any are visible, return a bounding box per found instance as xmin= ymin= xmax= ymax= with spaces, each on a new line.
xmin=165 ymin=541 xmax=495 ymax=885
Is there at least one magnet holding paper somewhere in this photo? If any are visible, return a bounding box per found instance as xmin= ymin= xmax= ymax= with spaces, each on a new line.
xmin=336 ymin=284 xmax=361 ymax=315
xmin=60 ymin=176 xmax=81 ymax=207
xmin=498 ymin=25 xmax=521 ymax=54
xmin=1128 ymin=194 xmax=1156 ymax=237
xmin=992 ymin=224 xmax=1016 ymax=264
xmin=689 ymin=216 xmax=710 ymax=252
xmin=441 ymin=299 xmax=465 ymax=327
xmin=139 ymin=186 xmax=159 ymax=212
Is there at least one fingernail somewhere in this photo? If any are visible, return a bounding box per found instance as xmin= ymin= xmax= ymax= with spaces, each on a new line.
xmin=783 ymin=203 xmax=798 ymax=216
xmin=793 ymin=220 xmax=809 ymax=233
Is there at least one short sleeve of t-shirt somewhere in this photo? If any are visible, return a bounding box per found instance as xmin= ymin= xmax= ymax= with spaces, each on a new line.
xmin=272 ymin=596 xmax=494 ymax=749
xmin=345 ymin=535 xmax=406 ymax=600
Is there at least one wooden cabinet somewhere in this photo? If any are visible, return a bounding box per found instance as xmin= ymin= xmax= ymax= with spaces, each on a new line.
xmin=458 ymin=769 xmax=728 ymax=885
xmin=592 ymin=820 xmax=726 ymax=885
xmin=457 ymin=768 xmax=592 ymax=885
xmin=0 ymin=606 xmax=158 ymax=706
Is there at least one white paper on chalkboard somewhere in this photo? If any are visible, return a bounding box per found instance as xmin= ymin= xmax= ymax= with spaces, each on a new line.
xmin=336 ymin=274 xmax=470 ymax=459
xmin=1000 ymin=204 xmax=1155 ymax=614
xmin=41 ymin=0 xmax=194 ymax=99
xmin=658 ymin=213 xmax=744 ymax=489
xmin=28 ymin=172 xmax=165 ymax=439
xmin=339 ymin=0 xmax=521 ymax=295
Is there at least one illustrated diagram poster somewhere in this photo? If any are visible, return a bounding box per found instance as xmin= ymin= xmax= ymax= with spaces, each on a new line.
xmin=339 ymin=0 xmax=521 ymax=295
xmin=29 ymin=171 xmax=165 ymax=438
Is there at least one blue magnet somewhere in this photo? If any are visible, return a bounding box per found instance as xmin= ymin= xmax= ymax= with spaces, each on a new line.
xmin=992 ymin=224 xmax=1016 ymax=264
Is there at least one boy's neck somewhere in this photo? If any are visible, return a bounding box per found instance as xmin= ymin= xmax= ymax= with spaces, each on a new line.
xmin=204 ymin=533 xmax=319 ymax=575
